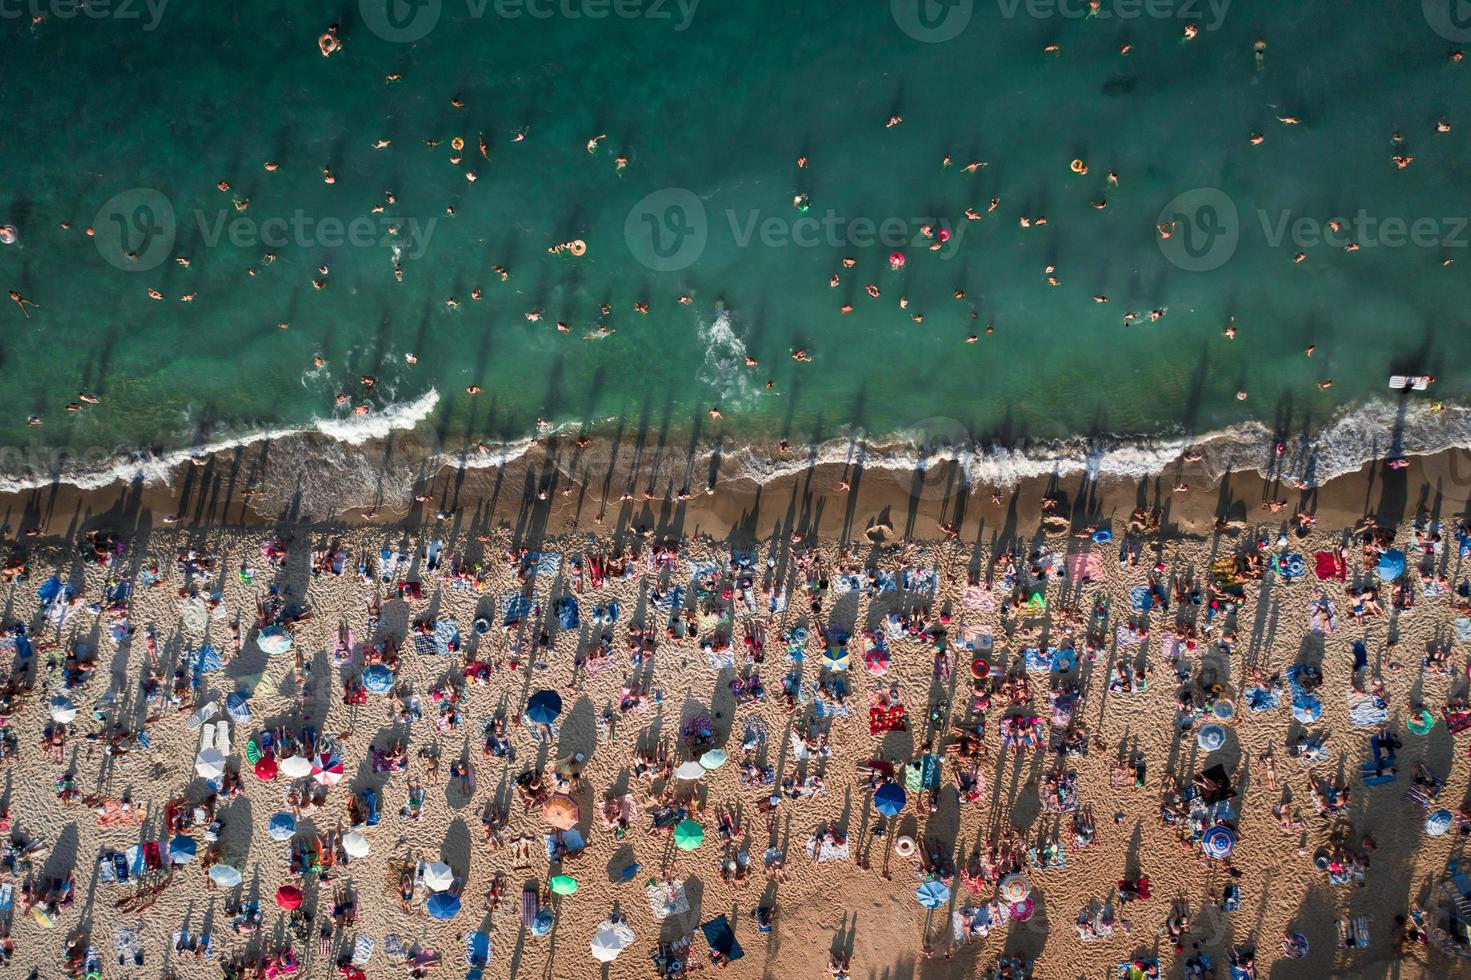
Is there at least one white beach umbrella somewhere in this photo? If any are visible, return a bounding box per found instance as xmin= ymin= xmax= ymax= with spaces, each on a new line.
xmin=195 ymin=747 xmax=227 ymax=779
xmin=674 ymin=760 xmax=707 ymax=781
xmin=423 ymin=862 xmax=455 ymax=892
xmin=590 ymin=922 xmax=635 ymax=962
xmin=278 ymin=755 xmax=313 ymax=779
xmin=342 ymin=832 xmax=371 ymax=858
xmin=48 ymin=696 xmax=77 ymax=724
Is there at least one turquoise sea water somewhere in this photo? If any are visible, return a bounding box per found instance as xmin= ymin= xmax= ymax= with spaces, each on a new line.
xmin=2 ymin=1 xmax=1471 ymax=486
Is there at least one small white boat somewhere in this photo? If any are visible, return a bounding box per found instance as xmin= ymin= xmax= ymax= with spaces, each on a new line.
xmin=1389 ymin=375 xmax=1432 ymax=391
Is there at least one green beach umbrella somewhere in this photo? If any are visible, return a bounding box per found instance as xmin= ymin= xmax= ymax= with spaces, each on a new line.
xmin=674 ymin=820 xmax=704 ymax=851
xmin=549 ymin=874 xmax=579 ymax=896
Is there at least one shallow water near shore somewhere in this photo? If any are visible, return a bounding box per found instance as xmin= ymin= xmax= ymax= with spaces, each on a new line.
xmin=1 ymin=1 xmax=1470 ymax=496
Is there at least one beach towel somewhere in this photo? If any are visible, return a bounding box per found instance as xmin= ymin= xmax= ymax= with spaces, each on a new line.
xmin=37 ymin=575 xmax=62 ymax=603
xmin=1456 ymin=618 xmax=1471 ymax=643
xmin=872 ymin=570 xmax=898 ymax=592
xmin=115 ymin=926 xmax=144 ymax=967
xmin=902 ymin=568 xmax=938 ymax=593
xmin=500 ymin=593 xmax=533 ymax=625
xmin=962 ymin=584 xmax=995 ymax=610
xmin=805 ymin=836 xmax=850 ymax=862
xmin=1065 ymin=552 xmax=1103 ymax=581
xmin=652 ymin=586 xmax=686 ymax=611
xmin=194 ymin=645 xmax=224 ymax=674
xmin=1308 ymin=597 xmax=1337 ymax=634
xmin=1023 ymin=648 xmax=1058 ymax=673
xmin=1347 ymin=693 xmax=1389 ymax=728
xmin=95 ymin=800 xmax=148 ymax=828
xmin=1114 ymin=624 xmax=1146 ymax=648
xmin=1244 ymin=686 xmax=1281 ymax=712
xmin=351 ymin=936 xmax=375 ymax=966
xmin=704 ymin=647 xmax=735 ymax=671
xmin=700 ymin=915 xmax=744 ymax=961
xmin=1314 ymin=550 xmax=1348 ymax=581
xmin=526 ymin=552 xmax=561 ymax=577
xmin=555 ymin=596 xmax=579 ymax=630
xmin=1276 ymin=552 xmax=1307 ymax=579
xmin=645 ymin=880 xmax=690 ymax=920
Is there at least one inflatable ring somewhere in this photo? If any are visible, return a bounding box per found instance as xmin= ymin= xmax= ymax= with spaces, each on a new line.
xmin=971 ymin=658 xmax=990 ymax=680
xmin=569 ymin=239 xmax=587 ymax=256
xmin=1091 ymin=529 xmax=1112 ymax=543
xmin=894 ymin=835 xmax=916 ymax=858
xmin=1070 ymin=159 xmax=1088 ymax=174
xmin=0 ymin=226 xmax=16 ymax=246
xmin=318 ymin=32 xmax=341 ymax=57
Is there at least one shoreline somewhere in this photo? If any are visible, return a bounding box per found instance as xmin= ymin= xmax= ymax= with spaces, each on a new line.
xmin=2 ymin=411 xmax=1468 ymax=550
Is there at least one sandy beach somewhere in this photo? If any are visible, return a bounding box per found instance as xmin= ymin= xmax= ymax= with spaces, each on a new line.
xmin=0 ymin=441 xmax=1464 ymax=979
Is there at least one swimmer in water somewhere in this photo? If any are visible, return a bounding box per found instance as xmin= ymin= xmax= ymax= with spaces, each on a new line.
xmin=587 ymin=134 xmax=607 ymax=154
xmin=8 ymin=291 xmax=37 ymax=318
xmin=792 ymin=350 xmax=812 ymax=363
xmin=512 ymin=127 xmax=528 ymax=142
xmin=885 ymin=115 xmax=903 ymax=128
xmin=466 ymin=386 xmax=481 ymax=395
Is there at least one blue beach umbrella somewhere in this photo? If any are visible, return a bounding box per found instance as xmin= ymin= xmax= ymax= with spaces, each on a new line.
xmin=1426 ymin=808 xmax=1453 ymax=836
xmin=168 ymin=835 xmax=197 ymax=865
xmin=427 ymin=892 xmax=462 ymax=920
xmin=1376 ymin=549 xmax=1406 ymax=581
xmin=1202 ymin=825 xmax=1236 ymax=859
xmin=363 ymin=664 xmax=394 ymax=694
xmin=526 ymin=690 xmax=563 ymax=725
xmin=915 ymin=880 xmax=950 ymax=909
xmin=530 ymin=907 xmax=555 ymax=936
xmin=267 ymin=811 xmax=296 ymax=841
xmin=874 ymin=782 xmax=906 ymax=818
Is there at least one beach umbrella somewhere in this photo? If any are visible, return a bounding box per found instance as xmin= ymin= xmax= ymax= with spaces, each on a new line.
xmin=915 ymin=880 xmax=951 ymax=909
xmin=267 ymin=811 xmax=296 ymax=841
xmin=674 ymin=819 xmax=704 ymax=851
xmin=530 ymin=908 xmax=555 ymax=936
xmin=674 ymin=760 xmax=707 ymax=781
xmin=590 ymin=927 xmax=630 ymax=963
xmin=275 ymin=885 xmax=302 ymax=910
xmin=1202 ymin=825 xmax=1236 ymax=859
xmin=1408 ymin=708 xmax=1436 ymax=736
xmin=363 ymin=664 xmax=394 ymax=694
xmin=526 ymin=690 xmax=563 ymax=725
xmin=864 ymin=648 xmax=889 ymax=675
xmin=279 ymin=755 xmax=312 ymax=779
xmin=423 ymin=862 xmax=455 ymax=892
xmin=542 ymin=794 xmax=580 ymax=831
xmin=341 ymin=831 xmax=371 ymax=859
xmin=195 ymin=747 xmax=227 ymax=779
xmin=1376 ymin=549 xmax=1406 ymax=581
xmin=168 ymin=836 xmax=197 ymax=865
xmin=1009 ymin=898 xmax=1036 ymax=922
xmin=1195 ymin=723 xmax=1226 ymax=752
xmin=48 ymin=696 xmax=77 ymax=724
xmin=256 ymin=626 xmax=294 ymax=655
xmin=311 ymin=750 xmax=344 ymax=786
xmin=208 ymin=864 xmax=243 ymax=888
xmin=254 ymin=756 xmax=278 ymax=780
xmin=822 ymin=645 xmax=850 ymax=671
xmin=998 ymin=873 xmax=1032 ymax=903
xmin=1426 ymin=808 xmax=1453 ymax=836
xmin=699 ymin=748 xmax=728 ymax=770
xmin=874 ymin=782 xmax=906 ymax=818
xmin=426 ymin=892 xmax=461 ymax=920
xmin=549 ymin=874 xmax=578 ymax=896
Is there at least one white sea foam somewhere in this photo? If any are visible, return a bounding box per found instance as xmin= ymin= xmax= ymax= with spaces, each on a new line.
xmin=312 ymin=388 xmax=440 ymax=444
xmin=697 ymin=309 xmax=756 ymax=407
